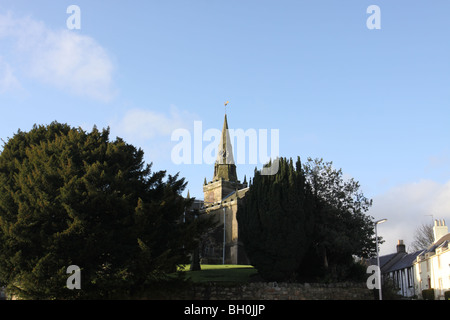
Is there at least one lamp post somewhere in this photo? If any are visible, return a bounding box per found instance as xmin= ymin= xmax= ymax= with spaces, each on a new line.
xmin=223 ymin=206 xmax=226 ymax=265
xmin=375 ymin=218 xmax=387 ymax=300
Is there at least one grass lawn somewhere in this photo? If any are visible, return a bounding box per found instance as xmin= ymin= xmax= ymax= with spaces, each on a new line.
xmin=180 ymin=265 xmax=257 ymax=284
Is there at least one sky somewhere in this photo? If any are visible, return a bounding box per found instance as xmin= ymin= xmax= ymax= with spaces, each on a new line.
xmin=1 ymin=0 xmax=450 ymax=255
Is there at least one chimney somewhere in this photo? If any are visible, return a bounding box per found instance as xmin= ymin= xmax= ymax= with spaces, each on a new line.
xmin=433 ymin=219 xmax=448 ymax=243
xmin=397 ymin=240 xmax=406 ymax=253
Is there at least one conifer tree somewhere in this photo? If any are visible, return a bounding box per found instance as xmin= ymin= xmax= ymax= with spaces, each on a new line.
xmin=0 ymin=122 xmax=208 ymax=299
xmin=237 ymin=157 xmax=314 ymax=281
xmin=238 ymin=157 xmax=375 ymax=282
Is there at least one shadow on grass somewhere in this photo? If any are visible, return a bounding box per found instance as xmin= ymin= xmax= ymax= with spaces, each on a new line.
xmin=129 ymin=265 xmax=258 ymax=299
xmin=182 ymin=265 xmax=257 ymax=284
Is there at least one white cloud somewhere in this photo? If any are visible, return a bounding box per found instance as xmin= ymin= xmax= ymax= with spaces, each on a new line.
xmin=0 ymin=12 xmax=116 ymax=101
xmin=431 ymin=182 xmax=450 ymax=216
xmin=368 ymin=179 xmax=450 ymax=255
xmin=114 ymin=106 xmax=196 ymax=141
xmin=0 ymin=57 xmax=21 ymax=93
xmin=110 ymin=105 xmax=198 ymax=162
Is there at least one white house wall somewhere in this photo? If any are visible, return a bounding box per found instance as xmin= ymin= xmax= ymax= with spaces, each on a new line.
xmin=414 ymin=246 xmax=450 ymax=299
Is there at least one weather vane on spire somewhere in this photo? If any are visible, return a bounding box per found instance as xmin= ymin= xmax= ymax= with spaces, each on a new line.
xmin=224 ymin=101 xmax=229 ymax=114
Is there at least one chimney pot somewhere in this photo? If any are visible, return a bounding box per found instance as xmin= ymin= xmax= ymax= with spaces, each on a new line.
xmin=433 ymin=218 xmax=449 ymax=243
xmin=397 ymin=240 xmax=406 ymax=253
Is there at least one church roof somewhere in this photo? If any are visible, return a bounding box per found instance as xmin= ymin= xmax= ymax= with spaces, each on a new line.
xmin=213 ymin=114 xmax=237 ymax=182
xmin=216 ymin=114 xmax=235 ymax=165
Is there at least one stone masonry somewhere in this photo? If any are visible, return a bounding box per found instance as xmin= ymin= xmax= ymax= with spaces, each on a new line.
xmin=178 ymin=282 xmax=374 ymax=300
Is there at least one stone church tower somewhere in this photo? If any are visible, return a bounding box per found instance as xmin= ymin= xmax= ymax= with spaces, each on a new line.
xmin=201 ymin=114 xmax=249 ymax=264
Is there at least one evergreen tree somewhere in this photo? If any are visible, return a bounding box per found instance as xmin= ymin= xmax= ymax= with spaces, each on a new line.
xmin=0 ymin=122 xmax=207 ymax=299
xmin=238 ymin=156 xmax=375 ymax=282
xmin=237 ymin=157 xmax=314 ymax=281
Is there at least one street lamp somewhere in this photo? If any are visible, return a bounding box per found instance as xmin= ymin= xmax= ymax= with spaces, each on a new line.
xmin=375 ymin=218 xmax=387 ymax=300
xmin=223 ymin=207 xmax=226 ymax=265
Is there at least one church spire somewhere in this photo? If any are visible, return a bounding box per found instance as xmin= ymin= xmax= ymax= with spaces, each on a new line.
xmin=216 ymin=114 xmax=234 ymax=165
xmin=213 ymin=113 xmax=237 ymax=182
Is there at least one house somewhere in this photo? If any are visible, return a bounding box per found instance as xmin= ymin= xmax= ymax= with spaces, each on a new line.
xmin=371 ymin=240 xmax=423 ymax=298
xmin=383 ymin=242 xmax=423 ymax=298
xmin=413 ymin=219 xmax=450 ymax=299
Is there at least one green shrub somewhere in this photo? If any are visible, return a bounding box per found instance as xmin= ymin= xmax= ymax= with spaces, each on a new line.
xmin=444 ymin=290 xmax=450 ymax=300
xmin=422 ymin=289 xmax=435 ymax=300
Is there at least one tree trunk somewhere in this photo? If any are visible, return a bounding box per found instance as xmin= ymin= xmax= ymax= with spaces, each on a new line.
xmin=322 ymin=246 xmax=329 ymax=269
xmin=190 ymin=246 xmax=201 ymax=271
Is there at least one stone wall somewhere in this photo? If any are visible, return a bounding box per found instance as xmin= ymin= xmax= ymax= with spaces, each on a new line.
xmin=181 ymin=282 xmax=374 ymax=300
xmin=1 ymin=282 xmax=374 ymax=300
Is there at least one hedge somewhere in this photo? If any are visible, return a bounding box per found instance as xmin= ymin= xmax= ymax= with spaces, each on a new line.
xmin=444 ymin=290 xmax=450 ymax=300
xmin=422 ymin=289 xmax=435 ymax=300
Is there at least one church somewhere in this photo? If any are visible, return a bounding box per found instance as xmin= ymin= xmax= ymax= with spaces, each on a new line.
xmin=191 ymin=113 xmax=250 ymax=265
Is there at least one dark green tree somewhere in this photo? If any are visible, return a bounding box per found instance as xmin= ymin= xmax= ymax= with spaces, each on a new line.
xmin=0 ymin=122 xmax=207 ymax=299
xmin=238 ymin=156 xmax=376 ymax=282
xmin=237 ymin=157 xmax=315 ymax=281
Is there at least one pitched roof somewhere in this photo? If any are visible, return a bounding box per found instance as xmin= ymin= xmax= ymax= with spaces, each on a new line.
xmin=369 ymin=252 xmax=395 ymax=268
xmin=417 ymin=233 xmax=450 ymax=258
xmin=384 ymin=250 xmax=423 ymax=273
xmin=369 ymin=252 xmax=396 ymax=273
xmin=369 ymin=249 xmax=424 ymax=274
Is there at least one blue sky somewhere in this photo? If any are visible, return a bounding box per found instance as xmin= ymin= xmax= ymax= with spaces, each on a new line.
xmin=1 ymin=1 xmax=450 ymax=254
